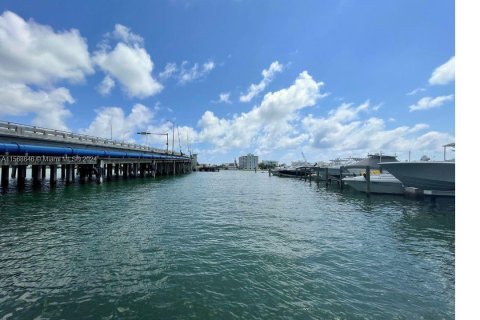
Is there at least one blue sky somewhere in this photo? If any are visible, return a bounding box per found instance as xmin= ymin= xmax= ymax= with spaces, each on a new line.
xmin=0 ymin=0 xmax=455 ymax=164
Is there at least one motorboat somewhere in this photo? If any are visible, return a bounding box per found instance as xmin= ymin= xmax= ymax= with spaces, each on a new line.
xmin=271 ymin=166 xmax=313 ymax=178
xmin=344 ymin=153 xmax=398 ymax=176
xmin=342 ymin=172 xmax=405 ymax=195
xmin=378 ymin=161 xmax=455 ymax=191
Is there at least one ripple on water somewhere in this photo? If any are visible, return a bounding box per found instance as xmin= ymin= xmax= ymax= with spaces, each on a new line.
xmin=0 ymin=171 xmax=455 ymax=319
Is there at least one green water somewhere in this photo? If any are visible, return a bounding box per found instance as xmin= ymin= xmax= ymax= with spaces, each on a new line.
xmin=0 ymin=171 xmax=455 ymax=319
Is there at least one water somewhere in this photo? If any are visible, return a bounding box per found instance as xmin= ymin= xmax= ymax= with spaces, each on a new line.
xmin=0 ymin=171 xmax=455 ymax=319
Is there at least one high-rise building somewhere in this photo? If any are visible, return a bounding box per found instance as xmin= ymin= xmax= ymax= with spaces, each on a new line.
xmin=238 ymin=153 xmax=258 ymax=170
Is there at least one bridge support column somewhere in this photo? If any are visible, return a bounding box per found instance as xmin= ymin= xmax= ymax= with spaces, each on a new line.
xmin=106 ymin=164 xmax=113 ymax=181
xmin=96 ymin=160 xmax=104 ymax=184
xmin=123 ymin=164 xmax=128 ymax=178
xmin=61 ymin=165 xmax=66 ymax=180
xmin=1 ymin=165 xmax=9 ymax=188
xmin=11 ymin=166 xmax=16 ymax=178
xmin=139 ymin=164 xmax=145 ymax=178
xmin=50 ymin=165 xmax=57 ymax=186
xmin=114 ymin=164 xmax=120 ymax=177
xmin=173 ymin=161 xmax=176 ymax=175
xmin=41 ymin=165 xmax=46 ymax=179
xmin=17 ymin=165 xmax=26 ymax=188
xmin=32 ymin=165 xmax=42 ymax=186
xmin=65 ymin=165 xmax=71 ymax=184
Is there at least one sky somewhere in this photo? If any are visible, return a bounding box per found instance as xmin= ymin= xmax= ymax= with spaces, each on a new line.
xmin=0 ymin=0 xmax=455 ymax=165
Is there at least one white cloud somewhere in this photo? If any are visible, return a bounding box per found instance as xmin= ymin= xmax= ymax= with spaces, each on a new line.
xmin=158 ymin=62 xmax=177 ymax=81
xmin=197 ymin=71 xmax=326 ymax=152
xmin=111 ymin=24 xmax=144 ymax=46
xmin=97 ymin=75 xmax=115 ymax=96
xmin=217 ymin=92 xmax=231 ymax=104
xmin=94 ymin=24 xmax=162 ymax=99
xmin=0 ymin=10 xmax=92 ymax=130
xmin=178 ymin=60 xmax=216 ymax=84
xmin=406 ymin=88 xmax=426 ymax=96
xmin=429 ymin=56 xmax=455 ymax=85
xmin=301 ymin=102 xmax=453 ymax=158
xmin=0 ymin=10 xmax=94 ymax=85
xmin=0 ymin=83 xmax=74 ymax=130
xmin=81 ymin=103 xmax=154 ymax=140
xmin=240 ymin=61 xmax=283 ymax=102
xmin=409 ymin=94 xmax=454 ymax=112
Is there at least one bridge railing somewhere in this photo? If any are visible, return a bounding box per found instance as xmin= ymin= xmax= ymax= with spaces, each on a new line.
xmin=0 ymin=120 xmax=185 ymax=157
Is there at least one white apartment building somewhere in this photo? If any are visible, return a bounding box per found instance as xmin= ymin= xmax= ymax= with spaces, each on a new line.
xmin=238 ymin=153 xmax=258 ymax=170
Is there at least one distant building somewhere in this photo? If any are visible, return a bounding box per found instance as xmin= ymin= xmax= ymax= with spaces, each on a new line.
xmin=260 ymin=160 xmax=278 ymax=168
xmin=239 ymin=153 xmax=258 ymax=170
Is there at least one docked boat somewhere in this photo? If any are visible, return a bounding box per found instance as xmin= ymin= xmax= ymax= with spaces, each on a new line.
xmin=271 ymin=166 xmax=313 ymax=178
xmin=342 ymin=173 xmax=405 ymax=195
xmin=344 ymin=153 xmax=398 ymax=176
xmin=378 ymin=161 xmax=455 ymax=191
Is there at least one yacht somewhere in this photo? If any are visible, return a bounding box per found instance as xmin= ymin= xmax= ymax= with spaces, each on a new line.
xmin=344 ymin=153 xmax=398 ymax=176
xmin=379 ymin=143 xmax=455 ymax=191
xmin=342 ymin=172 xmax=404 ymax=195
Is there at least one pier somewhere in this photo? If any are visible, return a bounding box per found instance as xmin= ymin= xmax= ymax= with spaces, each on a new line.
xmin=0 ymin=121 xmax=193 ymax=190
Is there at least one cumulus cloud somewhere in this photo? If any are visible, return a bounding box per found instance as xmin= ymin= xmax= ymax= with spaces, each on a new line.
xmin=0 ymin=10 xmax=94 ymax=85
xmin=0 ymin=10 xmax=94 ymax=130
xmin=0 ymin=83 xmax=74 ymax=130
xmin=240 ymin=61 xmax=283 ymax=102
xmin=409 ymin=94 xmax=454 ymax=112
xmin=97 ymin=75 xmax=115 ymax=96
xmin=197 ymin=71 xmax=326 ymax=152
xmin=81 ymin=103 xmax=154 ymax=140
xmin=429 ymin=56 xmax=455 ymax=85
xmin=301 ymin=102 xmax=453 ymax=157
xmin=94 ymin=24 xmax=162 ymax=98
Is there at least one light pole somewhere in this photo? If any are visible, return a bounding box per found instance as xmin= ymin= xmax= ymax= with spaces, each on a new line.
xmin=137 ymin=131 xmax=169 ymax=153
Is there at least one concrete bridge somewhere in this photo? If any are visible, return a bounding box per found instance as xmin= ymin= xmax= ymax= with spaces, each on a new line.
xmin=0 ymin=120 xmax=195 ymax=189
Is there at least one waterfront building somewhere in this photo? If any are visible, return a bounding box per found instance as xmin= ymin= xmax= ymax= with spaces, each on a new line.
xmin=239 ymin=153 xmax=258 ymax=170
xmin=260 ymin=160 xmax=278 ymax=168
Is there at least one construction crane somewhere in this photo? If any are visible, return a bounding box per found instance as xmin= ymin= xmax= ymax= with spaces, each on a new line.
xmin=301 ymin=151 xmax=308 ymax=164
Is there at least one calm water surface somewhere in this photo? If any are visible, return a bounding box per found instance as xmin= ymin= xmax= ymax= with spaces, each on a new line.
xmin=0 ymin=171 xmax=455 ymax=319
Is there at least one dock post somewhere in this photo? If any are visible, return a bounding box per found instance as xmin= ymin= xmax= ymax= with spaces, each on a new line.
xmin=71 ymin=164 xmax=75 ymax=182
xmin=173 ymin=160 xmax=176 ymax=175
xmin=123 ymin=164 xmax=128 ymax=179
xmin=365 ymin=166 xmax=371 ymax=197
xmin=325 ymin=167 xmax=329 ymax=187
xmin=114 ymin=164 xmax=120 ymax=178
xmin=339 ymin=166 xmax=344 ymax=190
xmin=11 ymin=166 xmax=16 ymax=178
xmin=1 ymin=165 xmax=9 ymax=188
xmin=139 ymin=163 xmax=145 ymax=178
xmin=316 ymin=169 xmax=319 ymax=184
xmin=49 ymin=165 xmax=57 ymax=186
xmin=61 ymin=165 xmax=66 ymax=180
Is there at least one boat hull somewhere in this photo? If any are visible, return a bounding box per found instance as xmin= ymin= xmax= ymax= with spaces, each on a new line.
xmin=343 ymin=174 xmax=405 ymax=195
xmin=379 ymin=161 xmax=455 ymax=191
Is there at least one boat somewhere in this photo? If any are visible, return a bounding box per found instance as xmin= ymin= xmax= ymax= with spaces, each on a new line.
xmin=271 ymin=166 xmax=314 ymax=178
xmin=344 ymin=153 xmax=398 ymax=176
xmin=378 ymin=161 xmax=455 ymax=191
xmin=342 ymin=172 xmax=405 ymax=195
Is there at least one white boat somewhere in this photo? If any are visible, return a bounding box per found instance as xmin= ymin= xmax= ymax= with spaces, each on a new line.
xmin=344 ymin=153 xmax=398 ymax=176
xmin=342 ymin=173 xmax=405 ymax=195
xmin=378 ymin=161 xmax=455 ymax=191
